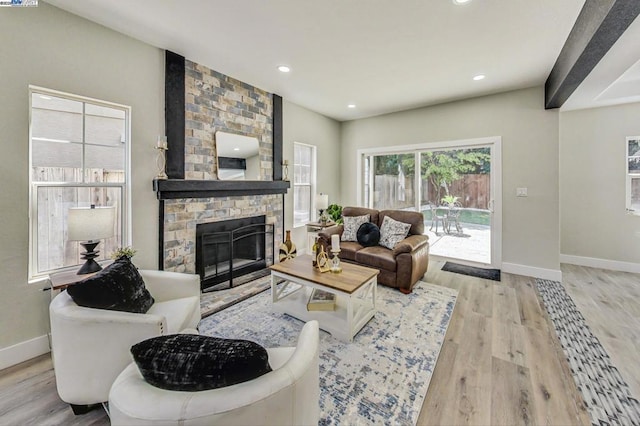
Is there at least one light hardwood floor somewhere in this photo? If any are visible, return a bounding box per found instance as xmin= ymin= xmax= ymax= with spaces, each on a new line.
xmin=418 ymin=260 xmax=590 ymax=425
xmin=4 ymin=260 xmax=625 ymax=425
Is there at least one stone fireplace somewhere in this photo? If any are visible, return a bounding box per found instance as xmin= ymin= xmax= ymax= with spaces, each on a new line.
xmin=196 ymin=215 xmax=273 ymax=291
xmin=154 ymin=52 xmax=288 ymax=288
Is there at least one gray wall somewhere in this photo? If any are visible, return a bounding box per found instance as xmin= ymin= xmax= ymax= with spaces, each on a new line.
xmin=283 ymin=101 xmax=342 ymax=252
xmin=340 ymin=87 xmax=561 ymax=272
xmin=0 ymin=3 xmax=163 ymax=350
xmin=560 ymin=102 xmax=640 ymax=263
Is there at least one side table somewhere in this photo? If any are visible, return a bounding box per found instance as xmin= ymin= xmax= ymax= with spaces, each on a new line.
xmin=305 ymin=221 xmax=336 ymax=255
xmin=49 ymin=262 xmax=112 ymax=292
xmin=49 ymin=269 xmax=94 ymax=291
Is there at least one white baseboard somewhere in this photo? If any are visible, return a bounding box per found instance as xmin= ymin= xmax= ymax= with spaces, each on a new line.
xmin=560 ymin=254 xmax=640 ymax=274
xmin=0 ymin=335 xmax=50 ymax=371
xmin=501 ymin=262 xmax=562 ymax=282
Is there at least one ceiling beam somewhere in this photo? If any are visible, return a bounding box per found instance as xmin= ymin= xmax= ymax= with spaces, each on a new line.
xmin=545 ymin=0 xmax=640 ymax=109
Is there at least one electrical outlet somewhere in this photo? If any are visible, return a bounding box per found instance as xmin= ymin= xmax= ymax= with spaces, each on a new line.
xmin=516 ymin=187 xmax=528 ymax=197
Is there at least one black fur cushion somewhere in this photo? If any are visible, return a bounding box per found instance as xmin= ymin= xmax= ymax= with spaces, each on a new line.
xmin=131 ymin=334 xmax=272 ymax=391
xmin=357 ymin=222 xmax=381 ymax=247
xmin=67 ymin=257 xmax=154 ymax=313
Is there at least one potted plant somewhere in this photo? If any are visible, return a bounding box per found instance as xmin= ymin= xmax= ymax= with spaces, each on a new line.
xmin=111 ymin=246 xmax=137 ymax=260
xmin=326 ymin=204 xmax=343 ymax=224
xmin=441 ymin=195 xmax=459 ymax=207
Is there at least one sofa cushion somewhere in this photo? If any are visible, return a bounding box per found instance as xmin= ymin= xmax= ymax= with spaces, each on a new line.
xmin=379 ymin=216 xmax=411 ymax=250
xmin=356 ymin=222 xmax=380 ymax=247
xmin=379 ymin=210 xmax=425 ymax=235
xmin=131 ymin=334 xmax=272 ymax=392
xmin=355 ymin=245 xmax=397 ymax=272
xmin=342 ymin=207 xmax=380 ymax=226
xmin=147 ymin=296 xmax=200 ymax=334
xmin=341 ymin=214 xmax=370 ymax=242
xmin=339 ymin=241 xmax=363 ymax=261
xmin=67 ymin=257 xmax=154 ymax=314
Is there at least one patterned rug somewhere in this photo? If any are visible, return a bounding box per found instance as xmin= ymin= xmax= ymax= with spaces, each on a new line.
xmin=536 ymin=279 xmax=640 ymax=426
xmin=198 ymin=281 xmax=457 ymax=425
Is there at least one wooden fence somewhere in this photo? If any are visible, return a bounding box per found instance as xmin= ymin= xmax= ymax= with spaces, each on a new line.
xmin=373 ymin=173 xmax=490 ymax=210
xmin=424 ymin=174 xmax=490 ymax=209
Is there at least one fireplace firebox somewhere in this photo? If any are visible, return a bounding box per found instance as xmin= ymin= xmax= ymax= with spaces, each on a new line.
xmin=196 ymin=216 xmax=274 ymax=291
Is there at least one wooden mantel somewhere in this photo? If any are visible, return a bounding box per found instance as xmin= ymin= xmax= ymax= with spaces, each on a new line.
xmin=153 ymin=179 xmax=290 ymax=200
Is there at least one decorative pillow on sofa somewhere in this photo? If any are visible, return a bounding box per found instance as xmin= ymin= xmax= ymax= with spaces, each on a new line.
xmin=341 ymin=214 xmax=370 ymax=242
xmin=130 ymin=334 xmax=272 ymax=391
xmin=66 ymin=256 xmax=154 ymax=314
xmin=356 ymin=222 xmax=380 ymax=247
xmin=378 ymin=216 xmax=411 ymax=250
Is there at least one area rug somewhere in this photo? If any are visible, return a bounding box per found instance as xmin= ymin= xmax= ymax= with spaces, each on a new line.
xmin=536 ymin=279 xmax=640 ymax=425
xmin=441 ymin=261 xmax=501 ymax=281
xmin=198 ymin=281 xmax=457 ymax=425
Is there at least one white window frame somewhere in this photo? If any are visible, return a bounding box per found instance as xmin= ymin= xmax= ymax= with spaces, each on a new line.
xmin=293 ymin=142 xmax=317 ymax=228
xmin=28 ymin=86 xmax=132 ymax=280
xmin=626 ymin=136 xmax=640 ymax=215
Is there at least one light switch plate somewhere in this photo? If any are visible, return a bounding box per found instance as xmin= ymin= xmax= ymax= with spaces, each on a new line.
xmin=516 ymin=187 xmax=528 ymax=197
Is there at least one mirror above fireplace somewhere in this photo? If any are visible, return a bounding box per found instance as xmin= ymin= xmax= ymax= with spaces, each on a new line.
xmin=216 ymin=131 xmax=261 ymax=180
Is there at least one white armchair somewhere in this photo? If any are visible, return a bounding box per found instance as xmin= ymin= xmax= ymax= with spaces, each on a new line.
xmin=49 ymin=270 xmax=201 ymax=413
xmin=109 ymin=320 xmax=320 ymax=426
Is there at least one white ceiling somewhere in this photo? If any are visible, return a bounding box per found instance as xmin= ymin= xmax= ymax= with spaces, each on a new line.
xmin=47 ymin=0 xmax=587 ymax=121
xmin=561 ymin=14 xmax=640 ymax=112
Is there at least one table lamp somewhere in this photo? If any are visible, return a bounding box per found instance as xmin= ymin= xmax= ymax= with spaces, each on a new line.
xmin=316 ymin=193 xmax=329 ymax=223
xmin=68 ymin=205 xmax=116 ymax=275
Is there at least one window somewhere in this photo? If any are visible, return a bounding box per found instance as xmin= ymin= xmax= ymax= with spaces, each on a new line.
xmin=293 ymin=142 xmax=316 ymax=227
xmin=626 ymin=136 xmax=640 ymax=215
xmin=29 ymin=87 xmax=130 ymax=279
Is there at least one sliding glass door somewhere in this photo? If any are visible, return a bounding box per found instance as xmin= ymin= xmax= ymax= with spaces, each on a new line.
xmin=364 ymin=153 xmax=416 ymax=211
xmin=359 ymin=137 xmax=501 ymax=268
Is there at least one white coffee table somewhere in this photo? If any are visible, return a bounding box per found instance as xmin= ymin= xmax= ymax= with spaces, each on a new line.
xmin=269 ymin=255 xmax=379 ymax=342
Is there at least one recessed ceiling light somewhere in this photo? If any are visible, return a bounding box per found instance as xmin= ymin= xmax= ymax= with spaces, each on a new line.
xmin=277 ymin=65 xmax=291 ymax=73
xmin=39 ymin=95 xmax=52 ymax=100
xmin=473 ymin=74 xmax=485 ymax=81
xmin=453 ymin=0 xmax=472 ymax=4
xmin=347 ymin=104 xmax=356 ymax=108
xmin=233 ymin=147 xmax=240 ymax=151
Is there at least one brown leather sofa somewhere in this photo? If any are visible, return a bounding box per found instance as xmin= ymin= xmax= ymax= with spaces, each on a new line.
xmin=318 ymin=207 xmax=429 ymax=294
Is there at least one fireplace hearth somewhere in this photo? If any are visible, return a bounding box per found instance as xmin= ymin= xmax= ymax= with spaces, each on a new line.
xmin=196 ymin=216 xmax=274 ymax=291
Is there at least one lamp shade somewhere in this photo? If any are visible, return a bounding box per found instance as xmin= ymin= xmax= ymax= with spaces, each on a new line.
xmin=316 ymin=193 xmax=329 ymax=210
xmin=68 ymin=206 xmax=116 ymax=241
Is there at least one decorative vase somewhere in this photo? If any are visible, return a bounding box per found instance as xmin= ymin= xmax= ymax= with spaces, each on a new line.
xmin=278 ymin=230 xmax=297 ymax=262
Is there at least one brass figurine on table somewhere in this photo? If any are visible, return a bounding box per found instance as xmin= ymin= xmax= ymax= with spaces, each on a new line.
xmin=316 ymin=246 xmax=330 ymax=273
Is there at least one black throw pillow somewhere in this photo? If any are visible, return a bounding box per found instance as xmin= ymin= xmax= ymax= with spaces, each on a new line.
xmin=357 ymin=222 xmax=381 ymax=247
xmin=67 ymin=256 xmax=154 ymax=313
xmin=131 ymin=334 xmax=272 ymax=391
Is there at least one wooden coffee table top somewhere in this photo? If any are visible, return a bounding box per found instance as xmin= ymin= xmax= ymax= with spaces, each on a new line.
xmin=270 ymin=255 xmax=379 ymax=294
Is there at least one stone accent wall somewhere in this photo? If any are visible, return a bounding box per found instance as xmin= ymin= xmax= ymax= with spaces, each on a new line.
xmin=184 ymin=60 xmax=273 ymax=180
xmin=163 ymin=195 xmax=281 ymax=273
xmin=162 ymin=60 xmax=282 ymax=274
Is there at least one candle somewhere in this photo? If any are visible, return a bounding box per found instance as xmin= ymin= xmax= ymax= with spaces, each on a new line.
xmin=331 ymin=234 xmax=340 ymax=251
xmin=156 ymin=136 xmax=168 ymax=150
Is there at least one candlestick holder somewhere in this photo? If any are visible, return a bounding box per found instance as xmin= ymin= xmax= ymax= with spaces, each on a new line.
xmin=155 ymin=136 xmax=168 ymax=179
xmin=330 ymin=248 xmax=342 ymax=273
